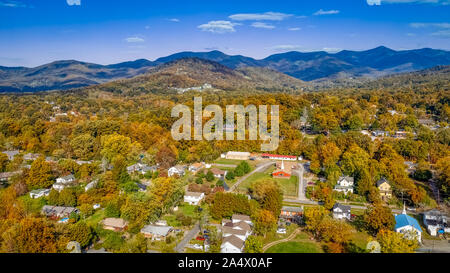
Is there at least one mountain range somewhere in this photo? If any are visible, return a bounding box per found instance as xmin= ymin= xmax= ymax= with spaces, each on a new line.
xmin=1 ymin=46 xmax=450 ymax=92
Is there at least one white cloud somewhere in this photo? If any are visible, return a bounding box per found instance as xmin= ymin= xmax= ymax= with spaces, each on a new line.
xmin=229 ymin=12 xmax=292 ymax=21
xmin=125 ymin=37 xmax=145 ymax=43
xmin=66 ymin=0 xmax=81 ymax=6
xmin=313 ymin=9 xmax=340 ymax=15
xmin=169 ymin=18 xmax=180 ymax=22
xmin=367 ymin=0 xmax=381 ymax=5
xmin=323 ymin=47 xmax=342 ymax=53
xmin=269 ymin=45 xmax=304 ymax=51
xmin=288 ymin=27 xmax=301 ymax=31
xmin=198 ymin=21 xmax=240 ymax=34
xmin=145 ymin=25 xmax=150 ymax=29
xmin=269 ymin=45 xmax=342 ymax=53
xmin=431 ymin=29 xmax=450 ymax=37
xmin=368 ymin=0 xmax=450 ymax=5
xmin=251 ymin=22 xmax=275 ymax=29
xmin=410 ymin=22 xmax=450 ymax=28
xmin=0 ymin=1 xmax=28 ymax=8
xmin=406 ymin=33 xmax=417 ymax=36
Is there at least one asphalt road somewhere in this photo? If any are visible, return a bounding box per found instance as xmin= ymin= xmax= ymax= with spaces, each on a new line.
xmin=175 ymin=223 xmax=200 ymax=253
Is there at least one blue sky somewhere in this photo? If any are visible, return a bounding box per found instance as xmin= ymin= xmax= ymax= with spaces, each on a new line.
xmin=0 ymin=0 xmax=449 ymax=67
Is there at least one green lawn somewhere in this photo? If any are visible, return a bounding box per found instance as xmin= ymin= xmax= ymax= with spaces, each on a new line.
xmin=85 ymin=209 xmax=105 ymax=227
xmin=238 ymin=167 xmax=298 ymax=197
xmin=265 ymin=241 xmax=323 ymax=253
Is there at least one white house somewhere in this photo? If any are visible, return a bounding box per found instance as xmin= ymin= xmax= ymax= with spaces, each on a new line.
xmin=184 ymin=192 xmax=205 ymax=205
xmin=395 ymin=206 xmax=422 ymax=243
xmin=334 ymin=176 xmax=354 ymax=194
xmin=53 ymin=174 xmax=76 ymax=192
xmin=29 ymin=189 xmax=51 ymax=199
xmin=56 ymin=174 xmax=76 ymax=184
xmin=423 ymin=209 xmax=450 ymax=236
xmin=332 ymin=203 xmax=351 ymax=220
xmin=85 ymin=179 xmax=98 ymax=192
xmin=168 ymin=165 xmax=186 ymax=177
xmin=232 ymin=214 xmax=253 ymax=226
xmin=221 ymin=215 xmax=253 ymax=253
xmin=221 ymin=235 xmax=245 ymax=253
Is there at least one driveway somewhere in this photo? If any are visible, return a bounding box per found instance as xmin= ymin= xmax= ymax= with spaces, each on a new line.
xmin=229 ymin=161 xmax=275 ymax=192
xmin=292 ymin=163 xmax=307 ymax=201
xmin=175 ymin=223 xmax=200 ymax=253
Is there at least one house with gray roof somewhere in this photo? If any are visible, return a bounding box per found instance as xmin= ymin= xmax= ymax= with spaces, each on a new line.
xmin=29 ymin=189 xmax=51 ymax=199
xmin=1 ymin=150 xmax=20 ymax=161
xmin=332 ymin=203 xmax=351 ymax=220
xmin=334 ymin=176 xmax=354 ymax=194
xmin=41 ymin=205 xmax=79 ymax=219
xmin=140 ymin=225 xmax=173 ymax=240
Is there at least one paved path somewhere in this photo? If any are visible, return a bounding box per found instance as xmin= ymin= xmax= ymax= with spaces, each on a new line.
xmin=283 ymin=198 xmax=419 ymax=215
xmin=292 ymin=163 xmax=307 ymax=201
xmin=229 ymin=161 xmax=275 ymax=192
xmin=213 ymin=163 xmax=237 ymax=168
xmin=175 ymin=223 xmax=200 ymax=253
xmin=262 ymin=228 xmax=302 ymax=252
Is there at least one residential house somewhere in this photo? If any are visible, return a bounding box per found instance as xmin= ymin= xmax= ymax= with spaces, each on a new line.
xmin=372 ymin=130 xmax=390 ymax=137
xmin=102 ymin=218 xmax=128 ymax=232
xmin=168 ymin=165 xmax=186 ymax=177
xmin=85 ymin=179 xmax=98 ymax=192
xmin=332 ymin=203 xmax=351 ymax=220
xmin=418 ymin=119 xmax=435 ymax=127
xmin=404 ymin=161 xmax=418 ymax=175
xmin=76 ymin=160 xmax=93 ymax=166
xmin=423 ymin=209 xmax=450 ymax=236
xmin=41 ymin=205 xmax=79 ymax=219
xmin=0 ymin=171 xmax=22 ymax=183
xmin=221 ymin=215 xmax=253 ymax=253
xmin=377 ymin=178 xmax=392 ymax=201
xmin=184 ymin=192 xmax=205 ymax=205
xmin=53 ymin=174 xmax=76 ymax=192
xmin=395 ymin=207 xmax=422 ymax=242
xmin=334 ymin=176 xmax=354 ymax=194
xmin=1 ymin=150 xmax=20 ymax=161
xmin=127 ymin=163 xmax=157 ymax=175
xmin=232 ymin=214 xmax=253 ymax=226
xmin=23 ymin=153 xmax=41 ymax=161
xmin=140 ymin=225 xmax=173 ymax=240
xmin=189 ymin=162 xmax=205 ymax=174
xmin=225 ymin=151 xmax=250 ymax=161
xmin=280 ymin=206 xmax=303 ymax=219
xmin=272 ymin=161 xmax=298 ymax=179
xmin=262 ymin=154 xmax=298 ymax=161
xmin=204 ymin=168 xmax=227 ymax=180
xmin=29 ymin=189 xmax=51 ymax=199
xmin=56 ymin=174 xmax=76 ymax=184
xmin=221 ymin=235 xmax=245 ymax=253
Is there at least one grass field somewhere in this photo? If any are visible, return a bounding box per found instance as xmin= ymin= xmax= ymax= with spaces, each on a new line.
xmin=265 ymin=241 xmax=323 ymax=253
xmin=238 ymin=167 xmax=298 ymax=197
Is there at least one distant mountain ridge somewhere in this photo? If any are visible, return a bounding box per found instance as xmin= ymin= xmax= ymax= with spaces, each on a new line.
xmin=1 ymin=46 xmax=450 ymax=92
xmin=87 ymin=57 xmax=307 ymax=95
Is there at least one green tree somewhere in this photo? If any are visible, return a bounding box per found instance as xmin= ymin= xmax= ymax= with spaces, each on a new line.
xmin=363 ymin=204 xmax=395 ymax=235
xmin=377 ymin=229 xmax=419 ymax=253
xmin=69 ymin=222 xmax=93 ymax=248
xmin=244 ymin=236 xmax=263 ymax=253
xmin=26 ymin=156 xmax=54 ymax=190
